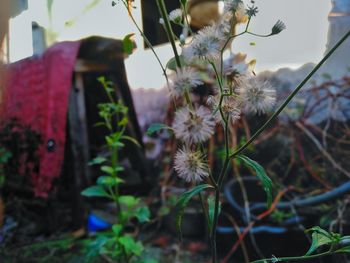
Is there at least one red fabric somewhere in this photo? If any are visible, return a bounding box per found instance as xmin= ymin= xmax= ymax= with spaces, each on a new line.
xmin=2 ymin=41 xmax=81 ymax=198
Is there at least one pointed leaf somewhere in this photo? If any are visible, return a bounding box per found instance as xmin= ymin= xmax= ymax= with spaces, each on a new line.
xmin=175 ymin=184 xmax=214 ymax=241
xmin=97 ymin=176 xmax=124 ymax=186
xmin=81 ymin=186 xmax=110 ymax=198
xmin=122 ymin=135 xmax=141 ymax=147
xmin=305 ymin=226 xmax=334 ymax=256
xmin=112 ymin=224 xmax=123 ymax=237
xmin=118 ymin=236 xmax=143 ymax=256
xmin=146 ymin=123 xmax=172 ymax=136
xmin=88 ymin=156 xmax=107 ymax=166
xmin=208 ymin=195 xmax=221 ymax=232
xmin=123 ymin=33 xmax=136 ymax=55
xmin=237 ymin=155 xmax=273 ymax=208
xmin=166 ymin=56 xmax=185 ymax=71
xmin=119 ymin=195 xmax=139 ymax=209
xmin=135 ymin=206 xmax=150 ymax=223
xmin=335 ymin=245 xmax=350 ymax=254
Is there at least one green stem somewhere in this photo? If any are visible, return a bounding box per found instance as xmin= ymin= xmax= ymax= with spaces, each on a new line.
xmin=198 ymin=191 xmax=211 ymax=235
xmin=156 ymin=0 xmax=182 ymax=68
xmin=246 ymin=31 xmax=272 ymax=38
xmin=180 ymin=1 xmax=194 ymax=37
xmin=229 ymin=29 xmax=350 ymax=159
xmin=122 ymin=2 xmax=168 ymax=79
xmin=156 ymin=0 xmax=195 ymax=109
xmin=250 ymin=250 xmax=333 ymax=263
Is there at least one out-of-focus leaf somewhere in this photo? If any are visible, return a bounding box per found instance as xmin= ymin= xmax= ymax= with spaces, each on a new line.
xmin=88 ymin=156 xmax=107 ymax=166
xmin=237 ymin=155 xmax=273 ymax=208
xmin=305 ymin=226 xmax=335 ymax=256
xmin=208 ymin=195 xmax=221 ymax=232
xmin=81 ymin=186 xmax=110 ymax=198
xmin=135 ymin=206 xmax=150 ymax=223
xmin=123 ymin=33 xmax=136 ymax=55
xmin=175 ymin=184 xmax=214 ymax=241
xmin=146 ymin=123 xmax=172 ymax=136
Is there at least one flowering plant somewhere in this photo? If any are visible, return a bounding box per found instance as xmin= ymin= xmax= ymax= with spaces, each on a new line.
xmin=81 ymin=77 xmax=153 ymax=263
xmin=116 ymin=0 xmax=350 ymax=262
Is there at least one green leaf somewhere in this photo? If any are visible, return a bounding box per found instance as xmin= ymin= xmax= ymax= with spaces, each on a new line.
xmin=335 ymin=245 xmax=350 ymax=254
xmin=88 ymin=156 xmax=107 ymax=166
xmin=175 ymin=184 xmax=214 ymax=241
xmin=237 ymin=155 xmax=273 ymax=208
xmin=97 ymin=176 xmax=124 ymax=186
xmin=135 ymin=206 xmax=150 ymax=223
xmin=208 ymin=195 xmax=221 ymax=232
xmin=166 ymin=55 xmax=185 ymax=71
xmin=118 ymin=236 xmax=143 ymax=256
xmin=122 ymin=135 xmax=141 ymax=147
xmin=119 ymin=195 xmax=139 ymax=209
xmin=100 ymin=165 xmax=124 ymax=175
xmin=123 ymin=33 xmax=136 ymax=55
xmin=112 ymin=224 xmax=123 ymax=237
xmin=305 ymin=226 xmax=334 ymax=256
xmin=146 ymin=123 xmax=172 ymax=136
xmin=118 ymin=117 xmax=128 ymax=126
xmin=81 ymin=186 xmax=110 ymax=198
xmin=101 ymin=166 xmax=114 ymax=174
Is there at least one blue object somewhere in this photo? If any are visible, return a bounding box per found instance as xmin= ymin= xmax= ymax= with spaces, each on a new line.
xmin=87 ymin=213 xmax=112 ymax=232
xmin=217 ymin=225 xmax=287 ymax=234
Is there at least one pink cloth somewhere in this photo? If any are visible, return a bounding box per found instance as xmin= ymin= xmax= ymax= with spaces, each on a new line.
xmin=2 ymin=41 xmax=81 ymax=198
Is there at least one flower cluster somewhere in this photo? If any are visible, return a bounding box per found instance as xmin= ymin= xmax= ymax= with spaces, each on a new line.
xmin=164 ymin=0 xmax=282 ymax=183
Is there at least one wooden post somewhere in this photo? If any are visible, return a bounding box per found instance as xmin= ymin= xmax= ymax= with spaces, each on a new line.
xmin=68 ymin=72 xmax=91 ymax=229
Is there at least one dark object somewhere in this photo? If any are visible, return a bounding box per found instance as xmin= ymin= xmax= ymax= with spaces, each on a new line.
xmin=141 ymin=0 xmax=183 ymax=48
xmin=64 ymin=36 xmax=152 ymax=229
xmin=225 ymin=177 xmax=350 ymax=215
xmin=46 ymin=139 xmax=55 ymax=152
xmin=164 ymin=205 xmax=206 ymax=238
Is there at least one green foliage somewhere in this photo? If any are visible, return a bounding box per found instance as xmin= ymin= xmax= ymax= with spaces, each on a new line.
xmin=237 ymin=155 xmax=273 ymax=208
xmin=305 ymin=226 xmax=341 ymax=256
xmin=88 ymin=156 xmax=107 ymax=165
xmin=80 ymin=77 xmax=152 ymax=263
xmin=146 ymin=123 xmax=172 ymax=136
xmin=270 ymin=209 xmax=293 ymax=224
xmin=175 ymin=184 xmax=214 ymax=240
xmin=166 ymin=55 xmax=185 ymax=71
xmin=123 ymin=33 xmax=136 ymax=55
xmin=208 ymin=195 xmax=221 ymax=232
xmin=81 ymin=185 xmax=110 ymax=198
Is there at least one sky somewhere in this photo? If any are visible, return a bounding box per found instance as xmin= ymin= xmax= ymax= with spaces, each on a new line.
xmin=8 ymin=0 xmax=332 ymax=89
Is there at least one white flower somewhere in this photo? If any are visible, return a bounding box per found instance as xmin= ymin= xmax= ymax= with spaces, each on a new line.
xmin=207 ymin=95 xmax=241 ymax=123
xmin=183 ymin=25 xmax=225 ymax=62
xmin=174 ymin=147 xmax=209 ymax=182
xmin=168 ymin=67 xmax=203 ymax=97
xmin=169 ymin=8 xmax=183 ymax=23
xmin=241 ymin=79 xmax=276 ymax=114
xmin=159 ymin=18 xmax=165 ymax=25
xmin=172 ymin=106 xmax=215 ymax=144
